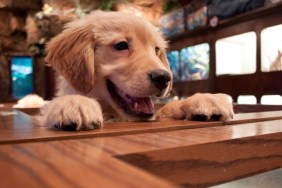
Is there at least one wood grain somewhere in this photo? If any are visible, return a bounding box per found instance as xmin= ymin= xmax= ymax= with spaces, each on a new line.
xmin=230 ymin=110 xmax=282 ymax=124
xmin=0 ymin=142 xmax=175 ymax=188
xmin=0 ymin=109 xmax=219 ymax=144
xmin=234 ymin=104 xmax=282 ymax=113
xmin=1 ymin=109 xmax=282 ymax=145
xmin=90 ymin=119 xmax=282 ymax=156
xmin=117 ymin=133 xmax=282 ymax=187
xmin=0 ymin=108 xmax=282 ymax=187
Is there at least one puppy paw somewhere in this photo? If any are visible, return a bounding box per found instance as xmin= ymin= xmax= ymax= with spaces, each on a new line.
xmin=41 ymin=95 xmax=103 ymax=131
xmin=156 ymin=93 xmax=234 ymax=121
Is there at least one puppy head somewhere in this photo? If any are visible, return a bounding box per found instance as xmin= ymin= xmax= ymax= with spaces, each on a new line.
xmin=45 ymin=11 xmax=173 ymax=120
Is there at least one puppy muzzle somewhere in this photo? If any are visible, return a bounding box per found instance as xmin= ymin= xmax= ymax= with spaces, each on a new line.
xmin=148 ymin=69 xmax=171 ymax=97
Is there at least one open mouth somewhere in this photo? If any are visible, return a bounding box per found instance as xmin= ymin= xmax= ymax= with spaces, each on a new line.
xmin=107 ymin=79 xmax=154 ymax=119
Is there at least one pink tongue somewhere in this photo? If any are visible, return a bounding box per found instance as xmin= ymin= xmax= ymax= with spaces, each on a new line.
xmin=133 ymin=98 xmax=154 ymax=114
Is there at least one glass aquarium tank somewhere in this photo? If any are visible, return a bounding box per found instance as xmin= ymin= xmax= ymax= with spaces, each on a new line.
xmin=261 ymin=24 xmax=282 ymax=72
xmin=216 ymin=32 xmax=256 ymax=75
xmin=180 ymin=43 xmax=209 ymax=81
xmin=11 ymin=56 xmax=33 ymax=99
xmin=167 ymin=50 xmax=180 ymax=82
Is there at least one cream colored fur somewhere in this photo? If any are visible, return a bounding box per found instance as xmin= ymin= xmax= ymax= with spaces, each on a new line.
xmin=42 ymin=11 xmax=233 ymax=131
xmin=14 ymin=94 xmax=46 ymax=108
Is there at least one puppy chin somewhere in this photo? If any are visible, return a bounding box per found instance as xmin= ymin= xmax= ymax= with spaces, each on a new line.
xmin=119 ymin=109 xmax=156 ymax=122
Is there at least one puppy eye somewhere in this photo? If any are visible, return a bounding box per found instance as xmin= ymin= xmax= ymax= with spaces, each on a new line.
xmin=155 ymin=47 xmax=160 ymax=54
xmin=114 ymin=41 xmax=129 ymax=51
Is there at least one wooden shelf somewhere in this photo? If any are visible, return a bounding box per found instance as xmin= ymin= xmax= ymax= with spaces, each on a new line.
xmin=168 ymin=2 xmax=282 ymax=43
xmin=0 ymin=0 xmax=42 ymax=11
xmin=167 ymin=2 xmax=282 ymax=101
xmin=0 ymin=106 xmax=282 ymax=187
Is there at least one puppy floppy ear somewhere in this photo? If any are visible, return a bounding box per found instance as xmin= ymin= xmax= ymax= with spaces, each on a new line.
xmin=45 ymin=23 xmax=95 ymax=93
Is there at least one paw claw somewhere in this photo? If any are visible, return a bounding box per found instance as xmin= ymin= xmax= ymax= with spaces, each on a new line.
xmin=211 ymin=114 xmax=222 ymax=121
xmin=156 ymin=93 xmax=234 ymax=122
xmin=53 ymin=124 xmax=60 ymax=130
xmin=191 ymin=114 xmax=208 ymax=121
xmin=91 ymin=121 xmax=102 ymax=129
xmin=42 ymin=95 xmax=104 ymax=131
xmin=62 ymin=122 xmax=77 ymax=131
xmin=230 ymin=113 xmax=234 ymax=119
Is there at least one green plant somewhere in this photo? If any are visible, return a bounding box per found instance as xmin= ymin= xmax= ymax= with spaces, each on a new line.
xmin=163 ymin=0 xmax=181 ymax=13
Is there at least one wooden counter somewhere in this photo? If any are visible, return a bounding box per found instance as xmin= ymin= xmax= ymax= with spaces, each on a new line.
xmin=0 ymin=108 xmax=281 ymax=187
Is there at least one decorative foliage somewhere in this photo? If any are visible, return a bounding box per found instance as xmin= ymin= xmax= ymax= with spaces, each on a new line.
xmin=26 ymin=0 xmax=134 ymax=56
xmin=180 ymin=43 xmax=210 ymax=81
xmin=159 ymin=8 xmax=185 ymax=37
xmin=163 ymin=0 xmax=181 ymax=13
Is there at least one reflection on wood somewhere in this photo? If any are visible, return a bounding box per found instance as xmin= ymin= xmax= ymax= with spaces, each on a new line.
xmin=0 ymin=107 xmax=281 ymax=187
xmin=117 ymin=133 xmax=282 ymax=187
xmin=0 ymin=142 xmax=175 ymax=188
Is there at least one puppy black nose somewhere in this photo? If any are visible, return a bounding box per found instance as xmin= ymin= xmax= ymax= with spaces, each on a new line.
xmin=148 ymin=70 xmax=171 ymax=90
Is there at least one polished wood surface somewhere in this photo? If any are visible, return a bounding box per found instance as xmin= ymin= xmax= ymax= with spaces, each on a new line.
xmin=0 ymin=107 xmax=282 ymax=187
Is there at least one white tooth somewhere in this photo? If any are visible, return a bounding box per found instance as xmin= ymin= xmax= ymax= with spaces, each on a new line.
xmin=134 ymin=102 xmax=138 ymax=110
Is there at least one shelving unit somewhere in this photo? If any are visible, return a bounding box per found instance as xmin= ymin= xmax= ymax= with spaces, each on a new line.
xmin=168 ymin=2 xmax=282 ymax=103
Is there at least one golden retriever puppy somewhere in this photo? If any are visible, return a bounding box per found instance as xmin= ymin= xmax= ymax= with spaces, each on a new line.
xmin=42 ymin=11 xmax=233 ymax=131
